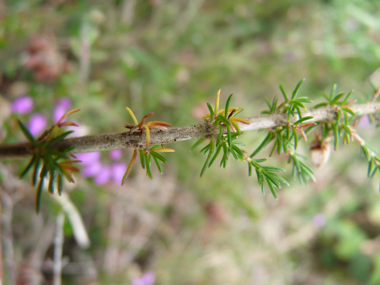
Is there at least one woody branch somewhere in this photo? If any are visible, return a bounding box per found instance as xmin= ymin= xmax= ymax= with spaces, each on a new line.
xmin=1 ymin=102 xmax=379 ymax=161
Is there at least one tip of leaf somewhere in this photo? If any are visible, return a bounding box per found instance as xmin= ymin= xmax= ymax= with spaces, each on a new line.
xmin=126 ymin=107 xmax=139 ymax=125
xmin=215 ymin=89 xmax=221 ymax=114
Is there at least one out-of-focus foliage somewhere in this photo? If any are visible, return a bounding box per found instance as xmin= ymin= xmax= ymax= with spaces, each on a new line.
xmin=1 ymin=0 xmax=380 ymax=284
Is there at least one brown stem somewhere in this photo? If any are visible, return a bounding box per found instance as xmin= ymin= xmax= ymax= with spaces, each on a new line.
xmin=1 ymin=102 xmax=380 ymax=161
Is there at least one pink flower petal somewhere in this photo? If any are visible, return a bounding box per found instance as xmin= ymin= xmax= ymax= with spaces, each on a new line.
xmin=358 ymin=115 xmax=370 ymax=128
xmin=53 ymin=97 xmax=72 ymax=122
xmin=82 ymin=161 xmax=102 ymax=177
xmin=109 ymin=149 xmax=123 ymax=161
xmin=76 ymin=152 xmax=101 ymax=165
xmin=111 ymin=163 xmax=127 ymax=184
xmin=11 ymin=96 xmax=34 ymax=114
xmin=313 ymin=214 xmax=326 ymax=228
xmin=141 ymin=271 xmax=155 ymax=285
xmin=94 ymin=166 xmax=111 ymax=185
xmin=28 ymin=113 xmax=47 ymax=136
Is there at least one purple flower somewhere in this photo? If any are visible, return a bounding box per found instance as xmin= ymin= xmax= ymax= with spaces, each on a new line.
xmin=111 ymin=163 xmax=127 ymax=185
xmin=82 ymin=161 xmax=102 ymax=177
xmin=313 ymin=214 xmax=326 ymax=228
xmin=109 ymin=149 xmax=123 ymax=161
xmin=28 ymin=113 xmax=47 ymax=136
xmin=53 ymin=98 xmax=72 ymax=122
xmin=132 ymin=272 xmax=155 ymax=285
xmin=359 ymin=115 xmax=370 ymax=128
xmin=11 ymin=96 xmax=34 ymax=114
xmin=76 ymin=152 xmax=101 ymax=166
xmin=94 ymin=165 xmax=111 ymax=185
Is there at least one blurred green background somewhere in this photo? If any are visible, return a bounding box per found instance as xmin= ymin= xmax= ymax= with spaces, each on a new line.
xmin=1 ymin=0 xmax=380 ymax=284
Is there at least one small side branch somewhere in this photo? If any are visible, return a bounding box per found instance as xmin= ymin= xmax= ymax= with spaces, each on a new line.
xmin=1 ymin=102 xmax=379 ymax=161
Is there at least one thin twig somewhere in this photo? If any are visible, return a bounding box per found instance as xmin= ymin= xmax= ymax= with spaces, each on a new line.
xmin=0 ymin=102 xmax=379 ymax=160
xmin=53 ymin=212 xmax=65 ymax=285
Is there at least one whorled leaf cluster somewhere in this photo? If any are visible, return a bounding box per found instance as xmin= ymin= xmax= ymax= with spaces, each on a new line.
xmin=18 ymin=109 xmax=81 ymax=213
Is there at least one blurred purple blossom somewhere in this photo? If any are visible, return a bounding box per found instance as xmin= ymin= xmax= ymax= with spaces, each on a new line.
xmin=358 ymin=115 xmax=370 ymax=128
xmin=109 ymin=149 xmax=123 ymax=161
xmin=94 ymin=165 xmax=111 ymax=185
xmin=53 ymin=97 xmax=72 ymax=122
xmin=82 ymin=161 xmax=102 ymax=177
xmin=28 ymin=113 xmax=47 ymax=136
xmin=76 ymin=152 xmax=101 ymax=165
xmin=132 ymin=272 xmax=155 ymax=285
xmin=11 ymin=96 xmax=34 ymax=114
xmin=111 ymin=163 xmax=127 ymax=185
xmin=313 ymin=214 xmax=326 ymax=228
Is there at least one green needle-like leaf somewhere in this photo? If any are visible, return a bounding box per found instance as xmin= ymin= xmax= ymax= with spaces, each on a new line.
xmin=342 ymin=124 xmax=352 ymax=136
xmin=36 ymin=178 xmax=44 ymax=214
xmin=256 ymin=169 xmax=264 ymax=194
xmin=49 ymin=130 xmax=74 ymax=145
xmin=230 ymin=148 xmax=239 ymax=160
xmin=250 ymin=132 xmax=274 ymax=158
xmin=265 ymin=98 xmax=272 ymax=110
xmin=224 ymin=94 xmax=233 ymax=118
xmin=139 ymin=149 xmax=146 ymax=169
xmin=313 ymin=102 xmax=329 ymax=109
xmin=289 ymin=100 xmax=305 ymax=109
xmin=248 ymin=162 xmax=252 ymax=176
xmin=368 ymin=161 xmax=374 ymax=178
xmin=370 ymin=165 xmax=378 ymax=178
xmin=232 ymin=108 xmax=243 ymax=117
xmin=57 ymin=174 xmax=63 ymax=196
xmin=230 ymin=121 xmax=241 ymax=134
xmin=294 ymin=116 xmax=314 ymax=125
xmin=261 ymin=166 xmax=286 ymax=172
xmin=266 ymin=178 xmax=277 ymax=199
xmin=201 ymin=140 xmax=215 ymax=177
xmin=292 ymin=127 xmax=298 ymax=150
xmin=330 ymin=84 xmax=337 ymax=101
xmin=146 ymin=153 xmax=152 ymax=179
xmin=270 ymin=172 xmax=290 ymax=186
xmin=121 ymin=149 xmax=137 ymax=185
xmin=48 ymin=170 xmax=56 ymax=194
xmin=20 ymin=155 xmax=37 ymax=178
xmin=39 ymin=161 xmax=49 ymax=180
xmin=151 ymin=151 xmax=167 ymax=163
xmin=272 ymin=96 xmax=278 ymax=113
xmin=269 ymin=140 xmax=278 ymax=157
xmin=279 ymin=85 xmax=288 ymax=101
xmin=200 ymin=144 xmax=211 ymax=154
xmin=276 ymin=134 xmax=283 ymax=155
xmin=252 ymin=158 xmax=267 ymax=163
xmin=216 ymin=114 xmax=231 ymax=127
xmin=331 ymin=92 xmax=345 ymax=104
xmin=342 ymin=90 xmax=353 ymax=104
xmin=342 ymin=107 xmax=356 ymax=117
xmin=226 ymin=125 xmax=232 ymax=147
xmin=232 ymin=144 xmax=244 ymax=159
xmin=209 ymin=144 xmax=222 ymax=168
xmin=152 ymin=155 xmax=162 ymax=174
xmin=33 ymin=157 xmax=42 ymax=186
xmin=206 ymin=103 xmax=214 ymax=118
xmin=332 ymin=124 xmax=339 ymax=150
xmin=191 ymin=138 xmax=207 ymax=151
xmin=362 ymin=146 xmax=371 ymax=161
xmin=216 ymin=125 xmax=223 ymax=146
xmin=291 ymin=78 xmax=305 ymax=100
xmin=18 ymin=119 xmax=36 ymax=143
